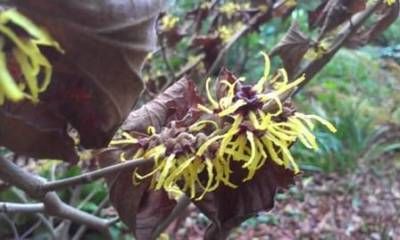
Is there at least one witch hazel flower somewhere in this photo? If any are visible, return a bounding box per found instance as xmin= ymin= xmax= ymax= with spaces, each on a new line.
xmin=111 ymin=52 xmax=336 ymax=200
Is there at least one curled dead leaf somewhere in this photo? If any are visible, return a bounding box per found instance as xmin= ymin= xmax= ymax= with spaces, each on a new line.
xmin=270 ymin=22 xmax=311 ymax=78
xmin=122 ymin=77 xmax=201 ymax=133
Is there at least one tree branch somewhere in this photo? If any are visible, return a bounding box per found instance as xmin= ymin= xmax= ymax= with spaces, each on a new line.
xmin=0 ymin=202 xmax=44 ymax=214
xmin=12 ymin=187 xmax=56 ymax=239
xmin=0 ymin=156 xmax=112 ymax=238
xmin=293 ymin=0 xmax=382 ymax=95
xmin=40 ymin=158 xmax=148 ymax=192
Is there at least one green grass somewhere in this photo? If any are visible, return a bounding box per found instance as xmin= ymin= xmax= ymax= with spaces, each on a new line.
xmin=293 ymin=101 xmax=375 ymax=173
xmin=293 ymin=48 xmax=399 ymax=173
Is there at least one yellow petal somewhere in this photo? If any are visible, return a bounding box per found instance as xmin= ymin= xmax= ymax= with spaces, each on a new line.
xmin=197 ymin=135 xmax=224 ymax=156
xmin=206 ymin=77 xmax=219 ymax=109
xmin=218 ymin=99 xmax=246 ymax=117
xmin=253 ymin=52 xmax=271 ymax=93
xmin=155 ymin=154 xmax=176 ymax=189
xmin=197 ymin=104 xmax=214 ymax=114
xmin=262 ymin=136 xmax=284 ymax=165
xmin=12 ymin=47 xmax=39 ymax=101
xmin=189 ymin=120 xmax=218 ymax=132
xmin=196 ymin=158 xmax=215 ymax=200
xmin=281 ymin=147 xmax=300 ymax=174
xmin=243 ymin=131 xmax=256 ymax=168
xmin=298 ymin=113 xmax=337 ymax=133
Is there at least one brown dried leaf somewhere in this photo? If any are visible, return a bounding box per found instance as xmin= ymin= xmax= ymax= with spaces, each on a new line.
xmin=12 ymin=0 xmax=163 ymax=148
xmin=270 ymin=22 xmax=311 ymax=77
xmin=122 ymin=77 xmax=201 ymax=133
xmin=309 ymin=0 xmax=366 ymax=36
xmin=97 ymin=148 xmax=176 ymax=240
xmin=192 ymin=35 xmax=222 ymax=69
xmin=194 ymin=161 xmax=296 ymax=240
xmin=0 ymin=102 xmax=77 ymax=163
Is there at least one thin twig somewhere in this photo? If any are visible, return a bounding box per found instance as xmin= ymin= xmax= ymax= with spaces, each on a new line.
xmin=72 ymin=197 xmax=110 ymax=240
xmin=205 ymin=0 xmax=292 ymax=77
xmin=176 ymin=53 xmax=205 ymax=79
xmin=55 ymin=186 xmax=83 ymax=239
xmin=206 ymin=12 xmax=266 ymax=77
xmin=151 ymin=196 xmax=191 ymax=240
xmin=40 ymin=158 xmax=149 ymax=192
xmin=157 ymin=27 xmax=176 ymax=86
xmin=0 ymin=156 xmax=112 ymax=238
xmin=21 ymin=219 xmax=41 ymax=240
xmin=11 ymin=188 xmax=56 ymax=239
xmin=77 ymin=188 xmax=99 ymax=210
xmin=0 ymin=213 xmax=20 ymax=239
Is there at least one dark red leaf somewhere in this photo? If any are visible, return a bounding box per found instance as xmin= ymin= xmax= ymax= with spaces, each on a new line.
xmin=192 ymin=35 xmax=222 ymax=69
xmin=12 ymin=0 xmax=162 ymax=148
xmin=97 ymin=78 xmax=203 ymax=238
xmin=194 ymin=161 xmax=296 ymax=240
xmin=97 ymin=148 xmax=176 ymax=240
xmin=0 ymin=102 xmax=77 ymax=163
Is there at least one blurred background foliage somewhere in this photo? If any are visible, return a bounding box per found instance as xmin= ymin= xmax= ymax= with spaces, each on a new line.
xmin=151 ymin=0 xmax=400 ymax=175
xmin=0 ymin=0 xmax=399 ymax=239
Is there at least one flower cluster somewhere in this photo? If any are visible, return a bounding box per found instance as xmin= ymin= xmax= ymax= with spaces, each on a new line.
xmin=219 ymin=3 xmax=250 ymax=19
xmin=113 ymin=53 xmax=336 ymax=200
xmin=196 ymin=53 xmax=336 ymax=177
xmin=0 ymin=9 xmax=62 ymax=105
xmin=217 ymin=22 xmax=244 ymax=43
xmin=159 ymin=14 xmax=179 ymax=31
xmin=384 ymin=0 xmax=396 ymax=6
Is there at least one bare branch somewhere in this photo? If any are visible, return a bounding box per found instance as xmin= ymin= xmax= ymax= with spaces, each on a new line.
xmin=40 ymin=158 xmax=148 ymax=192
xmin=0 ymin=156 xmax=112 ymax=238
xmin=72 ymin=197 xmax=110 ymax=240
xmin=157 ymin=30 xmax=176 ymax=87
xmin=0 ymin=213 xmax=20 ymax=239
xmin=12 ymin=187 xmax=56 ymax=239
xmin=21 ymin=219 xmax=42 ymax=239
xmin=0 ymin=202 xmax=44 ymax=214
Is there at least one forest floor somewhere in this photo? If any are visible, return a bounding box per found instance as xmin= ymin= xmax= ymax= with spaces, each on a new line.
xmin=169 ymin=126 xmax=400 ymax=240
